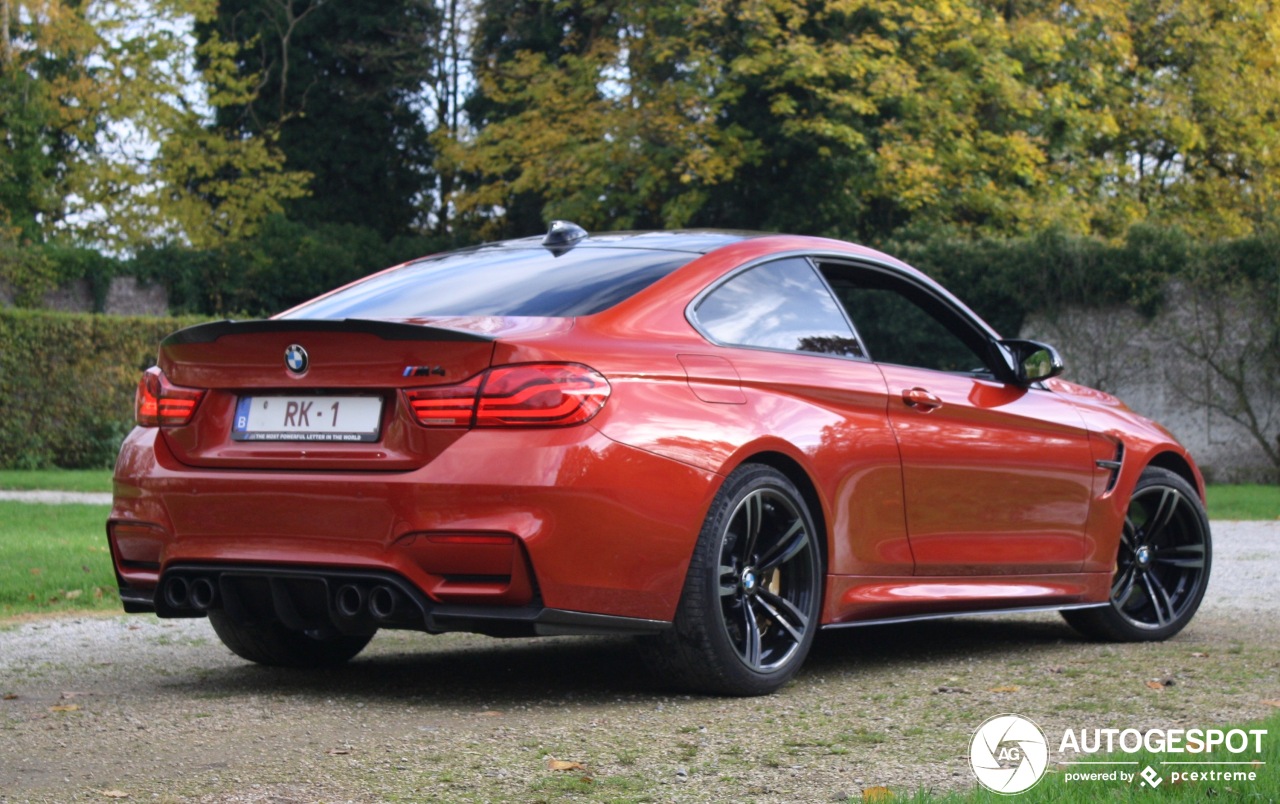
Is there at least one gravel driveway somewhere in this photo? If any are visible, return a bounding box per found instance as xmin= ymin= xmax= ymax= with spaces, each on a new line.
xmin=1 ymin=521 xmax=1276 ymax=803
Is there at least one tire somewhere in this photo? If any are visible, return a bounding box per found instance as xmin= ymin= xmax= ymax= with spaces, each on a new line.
xmin=208 ymin=611 xmax=374 ymax=667
xmin=644 ymin=464 xmax=824 ymax=696
xmin=1063 ymin=466 xmax=1211 ymax=642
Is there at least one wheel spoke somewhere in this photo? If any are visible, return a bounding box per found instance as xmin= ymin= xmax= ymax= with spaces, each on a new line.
xmin=1141 ymin=488 xmax=1181 ymax=545
xmin=757 ymin=588 xmax=808 ymax=644
xmin=757 ymin=520 xmax=808 ymax=573
xmin=1139 ymin=570 xmax=1173 ymax=627
xmin=1119 ymin=520 xmax=1138 ymax=553
xmin=1111 ymin=564 xmax=1137 ymax=602
xmin=741 ymin=597 xmax=763 ymax=667
xmin=1153 ymin=543 xmax=1205 ymax=569
xmin=718 ymin=564 xmax=738 ymax=597
xmin=739 ymin=493 xmax=765 ymax=565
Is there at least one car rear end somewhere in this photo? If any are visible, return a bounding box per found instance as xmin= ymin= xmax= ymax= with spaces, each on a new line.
xmin=107 ymin=236 xmax=730 ymax=642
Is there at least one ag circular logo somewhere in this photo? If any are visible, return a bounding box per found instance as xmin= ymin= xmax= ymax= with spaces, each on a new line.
xmin=969 ymin=713 xmax=1049 ymax=794
xmin=284 ymin=344 xmax=309 ymax=374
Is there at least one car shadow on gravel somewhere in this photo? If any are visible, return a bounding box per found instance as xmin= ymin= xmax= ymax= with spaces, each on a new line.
xmin=158 ymin=614 xmax=1083 ymax=704
xmin=162 ymin=634 xmax=663 ymax=705
xmin=807 ymin=615 xmax=1083 ymax=673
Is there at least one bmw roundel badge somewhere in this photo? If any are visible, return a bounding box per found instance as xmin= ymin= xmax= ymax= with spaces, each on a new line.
xmin=284 ymin=344 xmax=309 ymax=374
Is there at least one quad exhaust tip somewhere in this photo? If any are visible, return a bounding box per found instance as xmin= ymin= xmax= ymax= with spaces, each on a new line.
xmin=162 ymin=576 xmax=189 ymax=610
xmin=188 ymin=577 xmax=217 ymax=611
xmin=159 ymin=572 xmax=416 ymax=626
xmin=368 ymin=585 xmax=402 ymax=622
xmin=335 ymin=584 xmax=366 ymax=619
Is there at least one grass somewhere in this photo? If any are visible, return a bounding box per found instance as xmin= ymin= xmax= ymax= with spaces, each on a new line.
xmin=893 ymin=710 xmax=1280 ymax=803
xmin=0 ymin=501 xmax=118 ymax=618
xmin=1205 ymin=483 xmax=1280 ymax=520
xmin=0 ymin=469 xmax=113 ymax=493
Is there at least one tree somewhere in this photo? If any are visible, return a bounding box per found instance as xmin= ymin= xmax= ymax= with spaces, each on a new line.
xmin=1092 ymin=0 xmax=1280 ymax=238
xmin=455 ymin=0 xmax=750 ymax=236
xmin=204 ymin=0 xmax=441 ymax=239
xmin=459 ymin=1 xmax=1126 ymax=238
xmin=0 ymin=0 xmax=96 ymax=242
xmin=0 ymin=0 xmax=309 ymax=250
xmin=455 ymin=0 xmax=1280 ymax=242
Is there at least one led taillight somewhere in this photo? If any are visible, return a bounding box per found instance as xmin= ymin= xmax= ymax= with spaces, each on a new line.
xmin=404 ymin=375 xmax=482 ymax=426
xmin=404 ymin=364 xmax=610 ymax=428
xmin=135 ymin=367 xmax=205 ymax=427
xmin=476 ymin=364 xmax=609 ymax=426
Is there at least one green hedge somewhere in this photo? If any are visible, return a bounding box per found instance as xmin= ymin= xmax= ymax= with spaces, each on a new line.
xmin=0 ymin=309 xmax=208 ymax=469
xmin=132 ymin=216 xmax=457 ymax=317
xmin=880 ymin=224 xmax=1199 ymax=337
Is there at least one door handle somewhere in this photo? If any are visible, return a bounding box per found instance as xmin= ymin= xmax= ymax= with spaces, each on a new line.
xmin=902 ymin=387 xmax=942 ymax=411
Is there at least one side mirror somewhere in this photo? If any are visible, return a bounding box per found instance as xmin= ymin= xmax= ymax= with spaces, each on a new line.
xmin=1000 ymin=339 xmax=1064 ymax=385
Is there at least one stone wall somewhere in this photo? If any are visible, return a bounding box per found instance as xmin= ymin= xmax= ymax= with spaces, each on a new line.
xmin=0 ymin=276 xmax=169 ymax=316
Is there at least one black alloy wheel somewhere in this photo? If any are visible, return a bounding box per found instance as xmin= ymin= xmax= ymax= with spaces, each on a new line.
xmin=1064 ymin=466 xmax=1211 ymax=642
xmin=644 ymin=464 xmax=823 ymax=695
xmin=716 ymin=484 xmax=819 ymax=673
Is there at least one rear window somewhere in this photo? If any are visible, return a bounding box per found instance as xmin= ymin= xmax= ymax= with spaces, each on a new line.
xmin=282 ymin=246 xmax=696 ymax=319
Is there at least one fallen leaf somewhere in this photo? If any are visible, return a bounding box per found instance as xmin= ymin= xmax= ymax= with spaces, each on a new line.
xmin=548 ymin=759 xmax=585 ymax=772
xmin=3 ymin=694 xmax=17 ymax=700
xmin=1261 ymin=700 xmax=1280 ymax=708
xmin=989 ymin=685 xmax=1020 ymax=693
xmin=97 ymin=791 xmax=129 ymax=799
xmin=65 ymin=590 xmax=83 ymax=600
xmin=1145 ymin=681 xmax=1165 ymax=691
xmin=50 ymin=704 xmax=80 ymax=712
xmin=29 ymin=568 xmax=42 ymax=576
xmin=863 ymin=786 xmax=894 ymax=802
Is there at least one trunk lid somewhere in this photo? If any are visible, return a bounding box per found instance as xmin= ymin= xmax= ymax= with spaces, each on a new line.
xmin=154 ymin=318 xmax=561 ymax=471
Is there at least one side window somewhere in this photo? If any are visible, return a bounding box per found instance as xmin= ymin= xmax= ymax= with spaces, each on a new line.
xmin=820 ymin=263 xmax=993 ymax=374
xmin=694 ymin=258 xmax=863 ymax=357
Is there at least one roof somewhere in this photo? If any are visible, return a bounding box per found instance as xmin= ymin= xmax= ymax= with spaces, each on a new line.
xmin=466 ymin=229 xmax=765 ymax=256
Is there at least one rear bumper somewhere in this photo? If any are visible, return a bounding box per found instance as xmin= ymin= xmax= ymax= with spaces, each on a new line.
xmin=110 ymin=425 xmax=720 ymax=625
xmin=121 ymin=564 xmax=670 ymax=637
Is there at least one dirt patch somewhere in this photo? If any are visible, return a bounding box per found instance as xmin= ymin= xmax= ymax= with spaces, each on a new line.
xmin=2 ymin=522 xmax=1277 ymax=803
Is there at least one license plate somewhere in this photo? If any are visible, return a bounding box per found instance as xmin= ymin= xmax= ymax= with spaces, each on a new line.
xmin=232 ymin=395 xmax=382 ymax=442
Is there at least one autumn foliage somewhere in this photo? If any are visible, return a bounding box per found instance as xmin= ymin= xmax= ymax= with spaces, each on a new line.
xmin=1 ymin=0 xmax=1279 ymax=248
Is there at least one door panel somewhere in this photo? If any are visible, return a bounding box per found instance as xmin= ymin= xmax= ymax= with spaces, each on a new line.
xmin=880 ymin=366 xmax=1094 ymax=575
xmin=816 ymin=259 xmax=1094 ymax=577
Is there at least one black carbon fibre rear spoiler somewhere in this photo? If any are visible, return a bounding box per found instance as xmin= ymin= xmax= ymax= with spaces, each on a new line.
xmin=161 ymin=318 xmax=496 ymax=347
